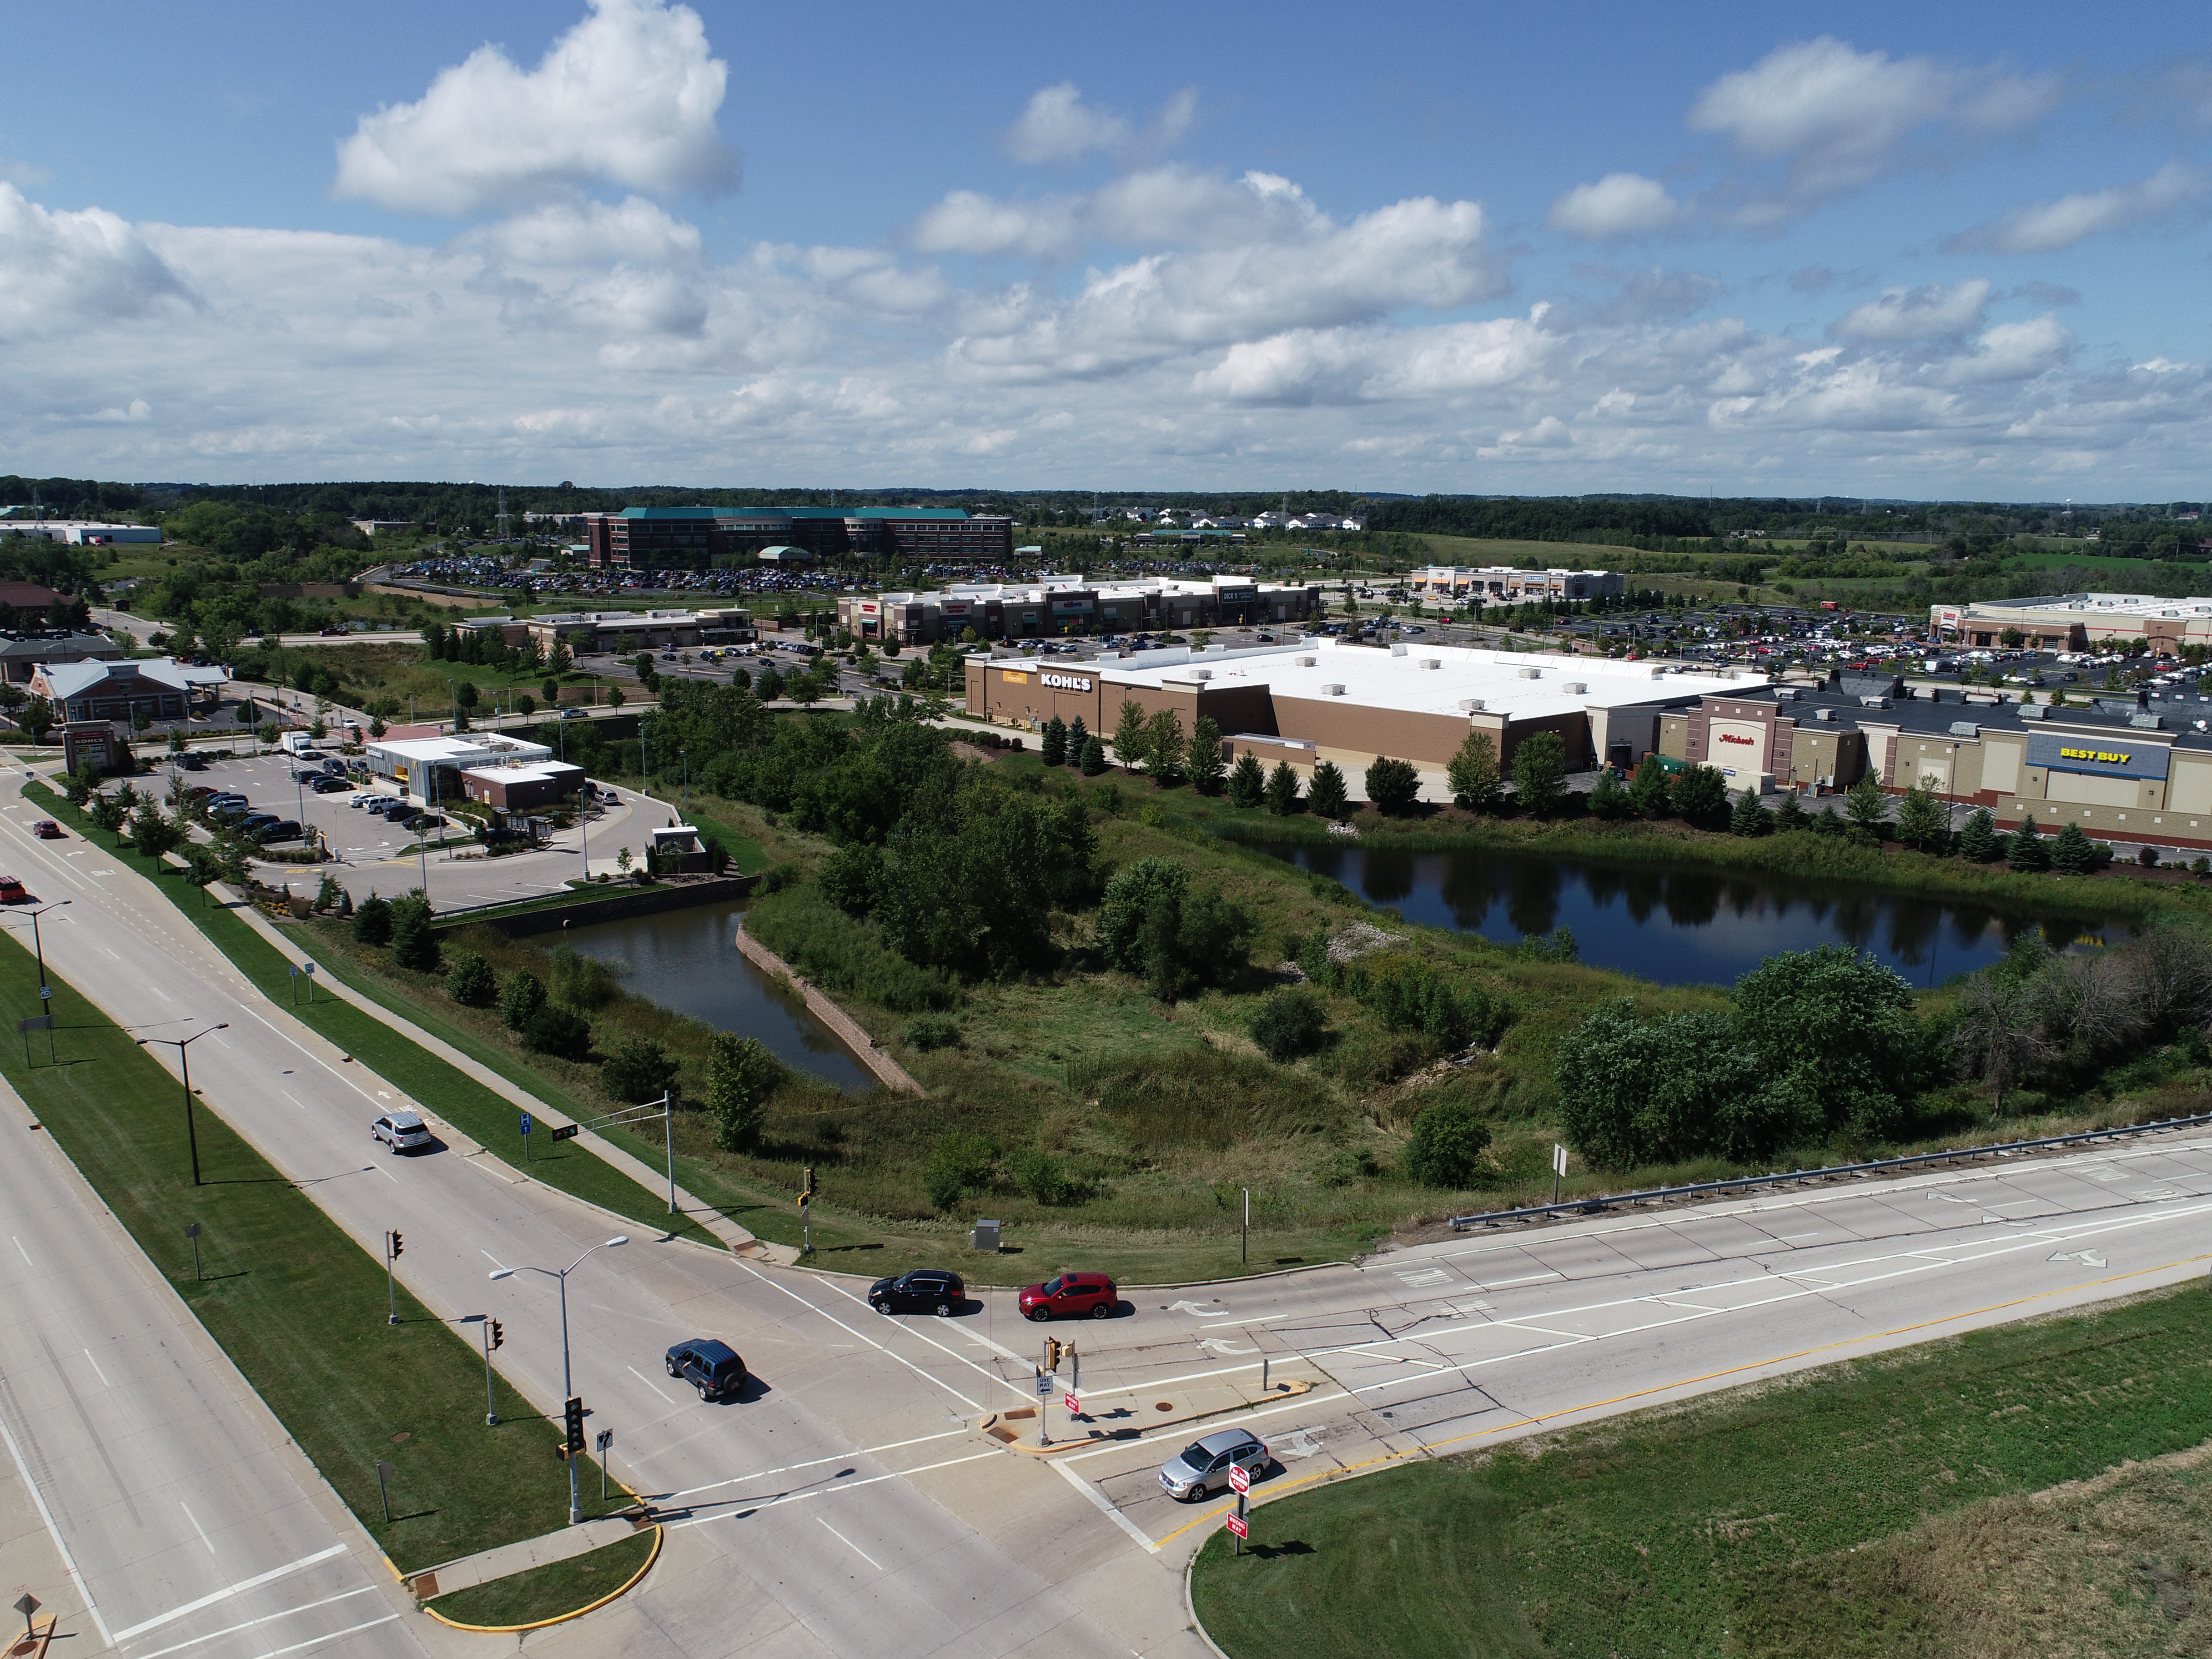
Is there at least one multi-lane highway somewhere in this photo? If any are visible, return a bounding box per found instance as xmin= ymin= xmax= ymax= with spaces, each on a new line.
xmin=1 ymin=758 xmax=2209 ymax=1659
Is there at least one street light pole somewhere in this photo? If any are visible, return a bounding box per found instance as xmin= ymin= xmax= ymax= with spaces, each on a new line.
xmin=135 ymin=1022 xmax=229 ymax=1186
xmin=490 ymin=1235 xmax=628 ymax=1523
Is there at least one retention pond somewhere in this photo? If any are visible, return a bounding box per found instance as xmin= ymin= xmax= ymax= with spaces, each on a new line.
xmin=1257 ymin=841 xmax=2128 ymax=988
xmin=556 ymin=901 xmax=873 ymax=1090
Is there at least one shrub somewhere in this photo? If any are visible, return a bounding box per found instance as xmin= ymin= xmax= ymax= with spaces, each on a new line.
xmin=547 ymin=944 xmax=621 ymax=1009
xmin=905 ymin=1015 xmax=960 ymax=1051
xmin=1010 ymin=1148 xmax=1075 ymax=1206
xmin=602 ymin=1036 xmax=679 ymax=1104
xmin=1402 ymin=1100 xmax=1493 ymax=1188
xmin=1363 ymin=756 xmax=1419 ymax=816
xmin=1586 ymin=768 xmax=1632 ymax=820
xmin=1249 ymin=988 xmax=1327 ymax=1061
xmin=444 ymin=950 xmax=496 ymax=1007
xmin=923 ymin=1131 xmax=995 ymax=1211
xmin=521 ymin=1004 xmax=594 ymax=1061
xmin=352 ymin=893 xmax=393 ymax=945
xmin=1669 ymin=765 xmax=1729 ymax=830
xmin=500 ymin=969 xmax=547 ymax=1031
xmin=707 ymin=1033 xmax=770 ymax=1152
xmin=746 ymin=885 xmax=955 ymax=1012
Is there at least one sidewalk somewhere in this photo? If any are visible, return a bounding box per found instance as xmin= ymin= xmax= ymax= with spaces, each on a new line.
xmin=219 ymin=888 xmax=800 ymax=1265
xmin=405 ymin=1513 xmax=649 ymax=1600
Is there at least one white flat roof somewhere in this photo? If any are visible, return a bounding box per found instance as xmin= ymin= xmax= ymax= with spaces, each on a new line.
xmin=369 ymin=735 xmax=552 ymax=767
xmin=461 ymin=761 xmax=581 ymax=785
xmin=1002 ymin=640 xmax=1749 ymax=721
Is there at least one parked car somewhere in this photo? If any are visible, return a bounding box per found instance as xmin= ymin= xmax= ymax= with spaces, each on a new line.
xmin=664 ymin=1337 xmax=746 ymax=1401
xmin=30 ymin=820 xmax=61 ymax=839
xmin=1019 ymin=1272 xmax=1118 ymax=1321
xmin=311 ymin=777 xmax=350 ymax=794
xmin=237 ymin=814 xmax=280 ymax=837
xmin=370 ymin=1110 xmax=432 ymax=1153
xmin=175 ymin=752 xmax=206 ymax=771
xmin=1158 ymin=1429 xmax=1270 ymax=1502
xmin=403 ymin=813 xmax=445 ymax=832
xmin=258 ymin=820 xmax=304 ymax=842
xmin=869 ymin=1269 xmax=965 ymax=1316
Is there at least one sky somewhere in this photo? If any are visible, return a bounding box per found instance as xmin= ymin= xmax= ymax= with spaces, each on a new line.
xmin=5 ymin=0 xmax=2211 ymax=497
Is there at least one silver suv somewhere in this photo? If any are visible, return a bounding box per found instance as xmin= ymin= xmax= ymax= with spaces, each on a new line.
xmin=1158 ymin=1429 xmax=1268 ymax=1502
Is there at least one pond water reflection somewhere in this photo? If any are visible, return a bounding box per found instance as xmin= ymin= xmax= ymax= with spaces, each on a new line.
xmin=1259 ymin=842 xmax=2126 ymax=988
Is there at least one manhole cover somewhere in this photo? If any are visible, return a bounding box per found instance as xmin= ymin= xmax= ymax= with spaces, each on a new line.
xmin=391 ymin=1431 xmax=411 ymax=1443
xmin=1156 ymin=1402 xmax=1173 ymax=1412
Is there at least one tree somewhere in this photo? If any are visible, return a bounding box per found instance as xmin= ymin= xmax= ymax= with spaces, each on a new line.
xmin=1586 ymin=767 xmax=1632 ymax=820
xmin=1302 ymin=760 xmax=1346 ymax=819
xmin=602 ymin=1036 xmax=679 ymax=1103
xmin=1185 ymin=716 xmax=1226 ymax=794
xmin=1041 ymin=717 xmax=1067 ymax=767
xmin=1729 ymin=789 xmax=1771 ymax=837
xmin=445 ymin=951 xmax=497 ymax=1006
xmin=86 ymin=790 xmax=129 ymax=845
xmin=1143 ymin=708 xmax=1186 ymax=784
xmin=1949 ymin=975 xmax=2050 ymax=1117
xmin=500 ymin=968 xmax=547 ymax=1031
xmin=455 ymin=680 xmax=479 ymax=711
xmin=1364 ymin=756 xmax=1420 ymax=816
xmin=1959 ymin=806 xmax=2002 ymax=862
xmin=1111 ymin=699 xmax=1150 ymax=774
xmin=1097 ymin=856 xmax=1255 ymax=1000
xmin=1227 ymin=750 xmax=1266 ymax=809
xmin=20 ymin=696 xmax=53 ymax=743
xmin=1626 ymin=754 xmax=1670 ymax=818
xmin=2050 ymin=819 xmax=2098 ymax=875
xmin=707 ymin=1033 xmax=770 ymax=1151
xmin=522 ymin=1004 xmax=594 ymax=1061
xmin=1078 ymin=734 xmax=1107 ymax=775
xmin=389 ymin=899 xmax=441 ymax=972
xmin=1772 ymin=790 xmax=1810 ymax=833
xmin=1250 ymin=989 xmax=1327 ymax=1061
xmin=2008 ymin=813 xmax=2051 ymax=872
xmin=1402 ymin=1099 xmax=1493 ymax=1188
xmin=1734 ymin=945 xmax=1919 ymax=1143
xmin=166 ymin=726 xmax=187 ymax=757
xmin=1512 ymin=731 xmax=1568 ymax=816
xmin=128 ymin=801 xmax=182 ymax=860
xmin=1893 ymin=784 xmax=1948 ymax=853
xmin=352 ymin=893 xmax=394 ymax=945
xmin=1446 ymin=730 xmax=1501 ymax=812
xmin=606 ymin=685 xmax=627 ymax=709
xmin=752 ymin=663 xmax=783 ymax=701
xmin=1843 ymin=777 xmax=1890 ymax=842
xmin=1265 ymin=760 xmax=1303 ymax=815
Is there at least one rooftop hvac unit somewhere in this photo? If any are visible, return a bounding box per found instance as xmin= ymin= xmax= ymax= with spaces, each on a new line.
xmin=1948 ymin=721 xmax=1981 ymax=738
xmin=1563 ymin=681 xmax=1586 ymax=694
xmin=1295 ymin=655 xmax=1317 ymax=667
xmin=1191 ymin=669 xmax=1212 ymax=681
xmin=2131 ymin=713 xmax=2162 ymax=729
xmin=1418 ymin=658 xmax=1441 ymax=669
xmin=1321 ymin=683 xmax=1345 ymax=696
xmin=2019 ymin=704 xmax=2047 ymax=720
xmin=1517 ymin=667 xmax=1542 ymax=679
xmin=1391 ymin=643 xmax=1408 ymax=656
xmin=1458 ymin=698 xmax=1486 ymax=711
xmin=1813 ymin=708 xmax=1836 ymax=722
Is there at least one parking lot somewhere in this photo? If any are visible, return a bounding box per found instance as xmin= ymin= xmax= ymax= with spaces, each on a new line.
xmin=147 ymin=748 xmax=654 ymax=912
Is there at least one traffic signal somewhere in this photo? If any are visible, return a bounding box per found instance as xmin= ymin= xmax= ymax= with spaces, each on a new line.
xmin=1044 ymin=1338 xmax=1063 ymax=1371
xmin=563 ymin=1397 xmax=585 ymax=1456
xmin=799 ymin=1167 xmax=816 ymax=1206
xmin=387 ymin=1230 xmax=402 ymax=1259
xmin=489 ymin=1320 xmax=503 ymax=1350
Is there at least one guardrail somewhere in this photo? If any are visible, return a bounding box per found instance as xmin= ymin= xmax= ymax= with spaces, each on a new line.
xmin=1448 ymin=1110 xmax=2212 ymax=1230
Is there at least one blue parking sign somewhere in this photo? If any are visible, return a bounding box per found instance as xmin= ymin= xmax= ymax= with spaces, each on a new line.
xmin=519 ymin=1112 xmax=533 ymax=1136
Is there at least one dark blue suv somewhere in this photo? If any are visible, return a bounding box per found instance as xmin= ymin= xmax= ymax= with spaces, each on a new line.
xmin=665 ymin=1338 xmax=745 ymax=1401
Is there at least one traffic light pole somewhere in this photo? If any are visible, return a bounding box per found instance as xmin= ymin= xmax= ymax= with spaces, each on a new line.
xmin=478 ymin=1316 xmax=499 ymax=1426
xmin=385 ymin=1230 xmax=402 ymax=1326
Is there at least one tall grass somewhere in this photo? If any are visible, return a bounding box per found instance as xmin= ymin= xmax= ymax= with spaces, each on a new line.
xmin=744 ymin=885 xmax=956 ymax=1011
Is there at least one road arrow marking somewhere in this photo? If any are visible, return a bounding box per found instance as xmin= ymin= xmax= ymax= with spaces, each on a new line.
xmin=1197 ymin=1339 xmax=1257 ymax=1356
xmin=2049 ymin=1250 xmax=2107 ymax=1267
xmin=1166 ymin=1299 xmax=1223 ymax=1316
xmin=1276 ymin=1429 xmax=1327 ymax=1460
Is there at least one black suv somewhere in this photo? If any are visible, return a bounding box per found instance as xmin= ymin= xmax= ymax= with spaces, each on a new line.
xmin=664 ymin=1337 xmax=745 ymax=1400
xmin=869 ymin=1268 xmax=965 ymax=1316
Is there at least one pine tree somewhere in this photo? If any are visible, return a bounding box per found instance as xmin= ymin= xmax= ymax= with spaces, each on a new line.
xmin=708 ymin=1033 xmax=770 ymax=1152
xmin=1894 ymin=784 xmax=1949 ymax=853
xmin=1310 ymin=761 xmax=1352 ymax=819
xmin=1265 ymin=760 xmax=1303 ymax=815
xmin=1729 ymin=789 xmax=1771 ymax=837
xmin=1041 ymin=717 xmax=1067 ymax=767
xmin=2007 ymin=814 xmax=2051 ymax=872
xmin=1586 ymin=768 xmax=1632 ymax=820
xmin=2050 ymin=819 xmax=2097 ymax=875
xmin=1066 ymin=715 xmax=1088 ymax=765
xmin=1079 ymin=735 xmax=1108 ymax=775
xmin=1111 ymin=699 xmax=1149 ymax=774
xmin=1627 ymin=754 xmax=1671 ymax=818
xmin=1958 ymin=807 xmax=2001 ymax=862
xmin=1185 ymin=717 xmax=1226 ymax=794
xmin=1227 ymin=751 xmax=1266 ymax=809
xmin=1772 ymin=791 xmax=1809 ymax=832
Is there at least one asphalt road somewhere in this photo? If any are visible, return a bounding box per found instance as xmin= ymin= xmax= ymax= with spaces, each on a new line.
xmin=3 ymin=753 xmax=2210 ymax=1655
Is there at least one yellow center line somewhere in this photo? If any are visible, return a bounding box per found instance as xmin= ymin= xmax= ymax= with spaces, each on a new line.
xmin=1151 ymin=1250 xmax=2212 ymax=1551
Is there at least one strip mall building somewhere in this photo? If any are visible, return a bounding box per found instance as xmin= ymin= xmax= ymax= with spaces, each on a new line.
xmin=1929 ymin=593 xmax=2212 ymax=652
xmin=967 ymin=639 xmax=1745 ymax=772
xmin=844 ymin=575 xmax=1324 ymax=646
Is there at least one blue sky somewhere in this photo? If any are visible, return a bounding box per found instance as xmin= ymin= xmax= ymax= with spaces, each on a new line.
xmin=5 ymin=0 xmax=2210 ymax=494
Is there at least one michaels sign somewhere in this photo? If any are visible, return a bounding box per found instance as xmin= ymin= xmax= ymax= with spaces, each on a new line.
xmin=1041 ymin=672 xmax=1093 ymax=692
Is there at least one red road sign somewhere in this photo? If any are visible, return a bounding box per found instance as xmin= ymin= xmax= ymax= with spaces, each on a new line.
xmin=1225 ymin=1512 xmax=1248 ymax=1538
xmin=1064 ymin=1393 xmax=1080 ymax=1414
xmin=1229 ymin=1463 xmax=1251 ymax=1494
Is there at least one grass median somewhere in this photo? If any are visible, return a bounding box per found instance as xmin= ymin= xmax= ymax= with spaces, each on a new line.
xmin=0 ymin=933 xmax=634 ymax=1578
xmin=1191 ymin=1278 xmax=2212 ymax=1658
xmin=425 ymin=1529 xmax=657 ymax=1628
xmin=26 ymin=778 xmax=719 ymax=1248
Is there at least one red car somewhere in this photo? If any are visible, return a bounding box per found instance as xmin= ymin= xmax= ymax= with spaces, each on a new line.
xmin=0 ymin=876 xmax=26 ymax=903
xmin=1019 ymin=1272 xmax=1118 ymax=1322
xmin=30 ymin=820 xmax=61 ymax=839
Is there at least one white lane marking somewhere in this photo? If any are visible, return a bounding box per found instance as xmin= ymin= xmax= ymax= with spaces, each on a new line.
xmin=733 ymin=1261 xmax=983 ymax=1412
xmin=12 ymin=1236 xmax=31 ymax=1267
xmin=1474 ymin=1272 xmax=1560 ymax=1288
xmin=816 ymin=1517 xmax=881 ymax=1571
xmin=108 ymin=1543 xmax=349 ymax=1643
xmin=0 ymin=1383 xmax=114 ymax=1646
xmin=372 ymin=1162 xmax=399 ymax=1185
xmin=245 ymin=1612 xmax=401 ymax=1659
xmin=181 ymin=1503 xmax=215 ymax=1554
xmin=129 ymin=1587 xmax=380 ymax=1659
xmin=627 ymin=1365 xmax=675 ymax=1404
xmin=84 ymin=1348 xmax=110 ymax=1388
xmin=668 ymin=1450 xmax=1000 ymax=1529
xmin=810 ymin=1277 xmax=1025 ymax=1401
xmin=1395 ymin=1268 xmax=1452 ymax=1288
xmin=665 ymin=1429 xmax=967 ymax=1500
xmin=1051 ymin=1456 xmax=1162 ymax=1553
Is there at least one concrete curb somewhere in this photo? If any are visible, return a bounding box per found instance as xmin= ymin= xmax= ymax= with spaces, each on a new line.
xmin=731 ymin=919 xmax=924 ymax=1096
xmin=422 ymin=1525 xmax=662 ymax=1633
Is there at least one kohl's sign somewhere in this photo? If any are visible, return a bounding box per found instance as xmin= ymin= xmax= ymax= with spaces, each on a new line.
xmin=1041 ymin=672 xmax=1093 ymax=691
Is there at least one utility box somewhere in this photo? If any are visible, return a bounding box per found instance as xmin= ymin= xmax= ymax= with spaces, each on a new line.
xmin=969 ymin=1218 xmax=1001 ymax=1253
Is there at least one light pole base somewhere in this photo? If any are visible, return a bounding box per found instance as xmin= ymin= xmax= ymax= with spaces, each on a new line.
xmin=486 ymin=1413 xmax=500 ymax=1427
xmin=387 ymin=1316 xmax=400 ymax=1326
xmin=569 ymin=1507 xmax=583 ymax=1526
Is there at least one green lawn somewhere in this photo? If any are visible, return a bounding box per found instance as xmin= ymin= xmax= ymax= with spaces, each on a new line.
xmin=1192 ymin=1281 xmax=2212 ymax=1658
xmin=425 ymin=1530 xmax=657 ymax=1627
xmin=0 ymin=935 xmax=633 ymax=1576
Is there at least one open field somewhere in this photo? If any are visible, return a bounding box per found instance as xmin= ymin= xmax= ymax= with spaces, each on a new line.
xmin=0 ymin=933 xmax=634 ymax=1581
xmin=1191 ymin=1279 xmax=2212 ymax=1659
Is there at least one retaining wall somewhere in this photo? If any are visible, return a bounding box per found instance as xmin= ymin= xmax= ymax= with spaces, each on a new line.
xmin=441 ymin=873 xmax=757 ymax=937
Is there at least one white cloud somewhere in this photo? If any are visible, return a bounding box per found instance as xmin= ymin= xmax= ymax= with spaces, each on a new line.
xmin=331 ymin=0 xmax=737 ymax=215
xmin=1948 ymin=161 xmax=2211 ymax=253
xmin=1548 ymin=173 xmax=1682 ymax=239
xmin=1943 ymin=315 xmax=2072 ymax=382
xmin=1831 ymin=279 xmax=1991 ymax=342
xmin=1001 ymin=83 xmax=1199 ymax=166
xmin=1688 ymin=37 xmax=2058 ymax=214
xmin=0 ymin=182 xmax=196 ymax=335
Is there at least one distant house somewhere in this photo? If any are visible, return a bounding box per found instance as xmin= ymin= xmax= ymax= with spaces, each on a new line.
xmin=0 ymin=630 xmax=124 ymax=684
